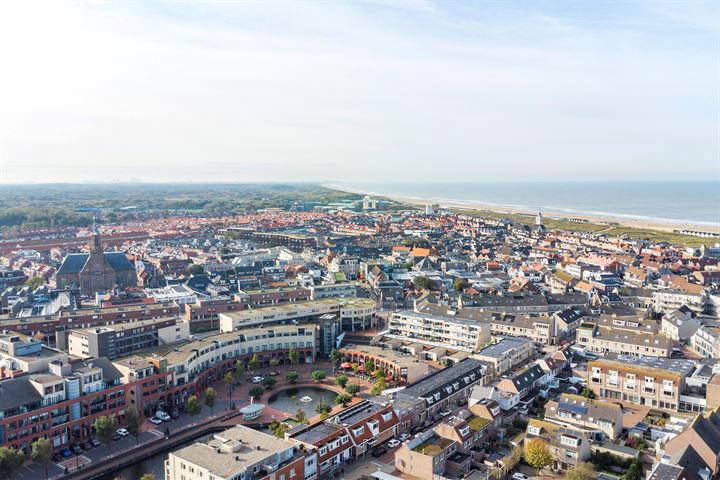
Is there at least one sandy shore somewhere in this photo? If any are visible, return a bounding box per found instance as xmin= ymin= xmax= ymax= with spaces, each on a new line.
xmin=327 ymin=185 xmax=720 ymax=234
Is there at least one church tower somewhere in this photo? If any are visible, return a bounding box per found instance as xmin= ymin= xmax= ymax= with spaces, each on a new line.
xmin=92 ymin=214 xmax=102 ymax=253
xmin=535 ymin=212 xmax=543 ymax=227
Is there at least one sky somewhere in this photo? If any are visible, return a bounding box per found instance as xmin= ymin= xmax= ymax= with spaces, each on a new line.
xmin=0 ymin=0 xmax=718 ymax=184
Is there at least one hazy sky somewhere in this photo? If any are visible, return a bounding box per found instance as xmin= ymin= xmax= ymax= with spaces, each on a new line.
xmin=0 ymin=1 xmax=718 ymax=184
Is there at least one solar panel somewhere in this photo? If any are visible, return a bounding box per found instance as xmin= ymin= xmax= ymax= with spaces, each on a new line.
xmin=559 ymin=402 xmax=587 ymax=415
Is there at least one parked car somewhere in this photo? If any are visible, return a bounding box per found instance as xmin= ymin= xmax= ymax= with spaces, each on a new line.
xmin=170 ymin=410 xmax=180 ymax=420
xmin=512 ymin=473 xmax=528 ymax=480
xmin=387 ymin=439 xmax=401 ymax=448
xmin=149 ymin=417 xmax=163 ymax=425
xmin=116 ymin=428 xmax=129 ymax=437
xmin=251 ymin=376 xmax=264 ymax=383
xmin=371 ymin=446 xmax=388 ymax=457
xmin=90 ymin=438 xmax=101 ymax=447
xmin=156 ymin=411 xmax=171 ymax=422
xmin=440 ymin=409 xmax=453 ymax=417
xmin=60 ymin=448 xmax=72 ymax=458
xmin=83 ymin=441 xmax=93 ymax=450
xmin=72 ymin=444 xmax=83 ymax=455
xmin=399 ymin=433 xmax=410 ymax=441
xmin=52 ymin=453 xmax=63 ymax=462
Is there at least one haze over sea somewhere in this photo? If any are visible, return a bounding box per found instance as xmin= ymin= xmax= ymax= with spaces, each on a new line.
xmin=333 ymin=182 xmax=720 ymax=227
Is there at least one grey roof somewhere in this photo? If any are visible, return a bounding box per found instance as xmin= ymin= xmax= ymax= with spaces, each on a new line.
xmin=669 ymin=444 xmax=711 ymax=480
xmin=397 ymin=358 xmax=486 ymax=403
xmin=57 ymin=254 xmax=89 ymax=275
xmin=508 ymin=364 xmax=545 ymax=391
xmin=476 ymin=337 xmax=532 ymax=359
xmin=0 ymin=377 xmax=43 ymax=411
xmin=104 ymin=252 xmax=135 ymax=271
xmin=647 ymin=463 xmax=685 ymax=480
xmin=57 ymin=252 xmax=134 ymax=275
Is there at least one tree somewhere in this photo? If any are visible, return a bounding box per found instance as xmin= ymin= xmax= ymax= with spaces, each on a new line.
xmin=365 ymin=358 xmax=375 ymax=373
xmin=261 ymin=377 xmax=277 ymax=389
xmin=315 ymin=402 xmax=331 ymax=415
xmin=335 ymin=374 xmax=349 ymax=388
xmin=249 ymin=386 xmax=264 ymax=398
xmin=234 ymin=362 xmax=245 ymax=383
xmin=25 ymin=276 xmax=45 ymax=290
xmin=185 ymin=264 xmax=204 ymax=276
xmin=248 ymin=354 xmax=261 ymax=372
xmin=204 ymin=387 xmax=217 ymax=415
xmin=371 ymin=377 xmax=387 ymax=396
xmin=288 ymin=348 xmax=299 ymax=365
xmin=0 ymin=446 xmax=25 ymax=480
xmin=335 ymin=394 xmax=352 ymax=406
xmin=224 ymin=371 xmax=234 ymax=402
xmin=345 ymin=384 xmax=359 ymax=396
xmin=124 ymin=405 xmax=143 ymax=446
xmin=286 ymin=371 xmax=299 ymax=384
xmin=374 ymin=367 xmax=385 ymax=381
xmin=295 ymin=408 xmax=308 ymax=424
xmin=566 ymin=463 xmax=596 ymax=480
xmin=580 ymin=388 xmax=596 ymax=399
xmin=31 ymin=439 xmax=52 ymax=480
xmin=412 ymin=276 xmax=435 ymax=290
xmin=94 ymin=415 xmax=118 ymax=451
xmin=311 ymin=370 xmax=326 ymax=383
xmin=269 ymin=420 xmax=288 ymax=439
xmin=523 ymin=438 xmax=553 ymax=472
xmin=186 ymin=395 xmax=201 ymax=416
xmin=330 ymin=348 xmax=342 ymax=368
xmin=453 ymin=278 xmax=470 ymax=291
xmin=269 ymin=357 xmax=281 ymax=367
xmin=624 ymin=460 xmax=643 ymax=480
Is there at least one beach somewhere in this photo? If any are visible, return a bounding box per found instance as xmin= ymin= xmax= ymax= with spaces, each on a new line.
xmin=326 ymin=184 xmax=720 ymax=235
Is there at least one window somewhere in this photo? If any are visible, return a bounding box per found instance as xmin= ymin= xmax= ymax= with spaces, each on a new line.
xmin=561 ymin=435 xmax=579 ymax=447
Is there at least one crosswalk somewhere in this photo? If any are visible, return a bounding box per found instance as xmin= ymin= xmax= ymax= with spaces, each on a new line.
xmin=147 ymin=428 xmax=165 ymax=438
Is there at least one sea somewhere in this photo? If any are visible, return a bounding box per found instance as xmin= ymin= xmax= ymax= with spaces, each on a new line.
xmin=330 ymin=181 xmax=720 ymax=227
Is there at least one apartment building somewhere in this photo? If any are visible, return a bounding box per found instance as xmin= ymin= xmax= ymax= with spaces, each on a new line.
xmin=0 ymin=331 xmax=69 ymax=377
xmin=415 ymin=303 xmax=558 ymax=345
xmin=576 ymin=322 xmax=672 ymax=358
xmin=338 ymin=344 xmax=429 ymax=385
xmin=289 ymin=400 xmax=399 ymax=476
xmin=308 ymin=283 xmax=357 ymax=300
xmin=219 ymin=298 xmax=376 ymax=333
xmin=165 ymin=425 xmax=308 ymax=480
xmin=393 ymin=359 xmax=488 ymax=430
xmin=67 ymin=316 xmax=189 ymax=360
xmin=544 ymin=393 xmax=623 ymax=440
xmin=162 ymin=324 xmax=317 ymax=393
xmin=0 ymin=357 xmax=172 ymax=453
xmin=236 ymin=287 xmax=311 ymax=308
xmin=388 ymin=311 xmax=491 ymax=352
xmin=473 ymin=336 xmax=534 ymax=376
xmin=652 ymin=289 xmax=707 ymax=314
xmin=587 ymin=357 xmax=696 ymax=412
xmin=690 ymin=326 xmax=720 ymax=360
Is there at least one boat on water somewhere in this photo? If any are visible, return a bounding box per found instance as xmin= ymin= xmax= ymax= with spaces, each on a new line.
xmin=299 ymin=396 xmax=312 ymax=403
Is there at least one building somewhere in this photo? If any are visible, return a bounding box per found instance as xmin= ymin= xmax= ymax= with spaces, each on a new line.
xmin=0 ymin=331 xmax=69 ymax=377
xmin=659 ymin=409 xmax=720 ymax=479
xmin=388 ymin=310 xmax=492 ymax=352
xmin=55 ymin=229 xmax=137 ymax=295
xmin=525 ymin=419 xmax=591 ymax=471
xmin=653 ymin=290 xmax=707 ymax=315
xmin=587 ymin=357 xmax=697 ymax=412
xmin=473 ymin=336 xmax=534 ymax=376
xmin=395 ymin=431 xmax=463 ymax=480
xmin=661 ymin=307 xmax=701 ymax=343
xmin=544 ymin=393 xmax=623 ymax=440
xmin=165 ymin=425 xmax=308 ymax=480
xmin=67 ymin=316 xmax=189 ymax=360
xmin=309 ymin=283 xmax=357 ymax=300
xmin=393 ymin=359 xmax=488 ymax=430
xmin=0 ymin=356 xmax=172 ymax=453
xmin=576 ymin=322 xmax=672 ymax=358
xmin=219 ymin=298 xmax=376 ymax=333
xmin=338 ymin=344 xmax=430 ymax=385
xmin=691 ymin=326 xmax=720 ymax=359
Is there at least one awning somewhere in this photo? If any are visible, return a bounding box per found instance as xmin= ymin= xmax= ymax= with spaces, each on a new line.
xmin=341 ymin=362 xmax=351 ymax=369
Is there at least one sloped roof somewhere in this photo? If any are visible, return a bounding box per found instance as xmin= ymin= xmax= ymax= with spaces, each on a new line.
xmin=57 ymin=254 xmax=90 ymax=275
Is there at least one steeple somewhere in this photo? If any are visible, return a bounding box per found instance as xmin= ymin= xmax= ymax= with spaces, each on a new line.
xmin=535 ymin=212 xmax=543 ymax=226
xmin=92 ymin=213 xmax=102 ymax=253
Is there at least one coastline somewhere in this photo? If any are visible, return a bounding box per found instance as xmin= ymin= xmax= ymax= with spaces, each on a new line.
xmin=326 ymin=184 xmax=720 ymax=235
